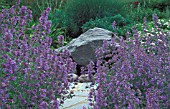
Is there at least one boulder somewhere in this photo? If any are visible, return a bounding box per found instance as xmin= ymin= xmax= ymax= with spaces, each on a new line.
xmin=56 ymin=27 xmax=120 ymax=67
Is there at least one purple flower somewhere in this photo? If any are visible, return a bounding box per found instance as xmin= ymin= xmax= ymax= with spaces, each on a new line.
xmin=20 ymin=6 xmax=27 ymax=15
xmin=87 ymin=13 xmax=170 ymax=109
xmin=0 ymin=2 xmax=76 ymax=108
xmin=57 ymin=35 xmax=64 ymax=46
xmin=39 ymin=101 xmax=48 ymax=109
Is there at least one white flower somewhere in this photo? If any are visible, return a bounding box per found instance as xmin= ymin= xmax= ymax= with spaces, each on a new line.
xmin=158 ymin=39 xmax=163 ymax=42
xmin=161 ymin=19 xmax=164 ymax=22
xmin=146 ymin=33 xmax=154 ymax=37
xmin=151 ymin=28 xmax=155 ymax=32
xmin=150 ymin=42 xmax=155 ymax=46
xmin=164 ymin=22 xmax=170 ymax=26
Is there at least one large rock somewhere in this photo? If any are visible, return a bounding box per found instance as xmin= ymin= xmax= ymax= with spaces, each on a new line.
xmin=56 ymin=27 xmax=119 ymax=66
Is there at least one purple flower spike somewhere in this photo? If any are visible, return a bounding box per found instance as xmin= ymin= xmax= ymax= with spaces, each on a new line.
xmin=87 ymin=13 xmax=170 ymax=109
xmin=0 ymin=2 xmax=76 ymax=109
xmin=57 ymin=35 xmax=64 ymax=46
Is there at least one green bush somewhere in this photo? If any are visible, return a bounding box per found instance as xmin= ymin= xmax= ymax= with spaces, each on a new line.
xmin=82 ymin=14 xmax=134 ymax=37
xmin=163 ymin=6 xmax=170 ymax=19
xmin=1 ymin=0 xmax=66 ymax=21
xmin=138 ymin=0 xmax=170 ymax=10
xmin=25 ymin=0 xmax=66 ymax=21
xmin=60 ymin=0 xmax=127 ymax=38
xmin=125 ymin=3 xmax=164 ymax=23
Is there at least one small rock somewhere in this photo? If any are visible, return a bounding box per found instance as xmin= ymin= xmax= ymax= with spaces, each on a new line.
xmin=68 ymin=73 xmax=78 ymax=82
xmin=78 ymin=74 xmax=95 ymax=83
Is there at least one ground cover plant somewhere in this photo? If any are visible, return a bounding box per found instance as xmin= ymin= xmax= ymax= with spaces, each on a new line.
xmin=0 ymin=1 xmax=76 ymax=108
xmin=86 ymin=14 xmax=170 ymax=109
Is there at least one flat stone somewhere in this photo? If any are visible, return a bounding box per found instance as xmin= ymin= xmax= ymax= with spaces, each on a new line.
xmin=59 ymin=82 xmax=95 ymax=109
xmin=75 ymin=82 xmax=92 ymax=91
xmin=59 ymin=96 xmax=88 ymax=109
xmin=73 ymin=91 xmax=89 ymax=97
xmin=61 ymin=101 xmax=93 ymax=109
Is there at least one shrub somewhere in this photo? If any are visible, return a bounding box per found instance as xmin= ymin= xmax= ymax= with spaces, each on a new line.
xmin=86 ymin=14 xmax=170 ymax=108
xmin=60 ymin=0 xmax=127 ymax=38
xmin=48 ymin=9 xmax=72 ymax=49
xmin=163 ymin=6 xmax=170 ymax=19
xmin=125 ymin=2 xmax=164 ymax=23
xmin=0 ymin=1 xmax=76 ymax=108
xmin=25 ymin=0 xmax=66 ymax=21
xmin=82 ymin=14 xmax=133 ymax=37
xmin=138 ymin=0 xmax=170 ymax=11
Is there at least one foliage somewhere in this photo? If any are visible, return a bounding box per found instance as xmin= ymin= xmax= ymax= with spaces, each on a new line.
xmin=125 ymin=2 xmax=164 ymax=23
xmin=135 ymin=19 xmax=170 ymax=34
xmin=138 ymin=0 xmax=170 ymax=10
xmin=0 ymin=1 xmax=76 ymax=108
xmin=122 ymin=0 xmax=170 ymax=24
xmin=47 ymin=9 xmax=72 ymax=49
xmin=0 ymin=0 xmax=66 ymax=21
xmin=82 ymin=14 xmax=133 ymax=37
xmin=118 ymin=18 xmax=170 ymax=40
xmin=0 ymin=0 xmax=68 ymax=49
xmin=164 ymin=6 xmax=170 ymax=19
xmin=86 ymin=14 xmax=170 ymax=108
xmin=0 ymin=0 xmax=12 ymax=11
xmin=59 ymin=0 xmax=127 ymax=38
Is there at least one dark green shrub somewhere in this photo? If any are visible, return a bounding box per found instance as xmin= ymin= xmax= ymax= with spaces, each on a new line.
xmin=125 ymin=3 xmax=164 ymax=23
xmin=24 ymin=0 xmax=66 ymax=21
xmin=48 ymin=9 xmax=73 ymax=48
xmin=163 ymin=6 xmax=170 ymax=19
xmin=82 ymin=14 xmax=134 ymax=38
xmin=1 ymin=0 xmax=66 ymax=21
xmin=138 ymin=0 xmax=170 ymax=11
xmin=60 ymin=0 xmax=127 ymax=38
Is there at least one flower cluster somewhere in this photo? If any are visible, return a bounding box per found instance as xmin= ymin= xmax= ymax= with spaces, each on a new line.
xmin=0 ymin=1 xmax=76 ymax=108
xmin=87 ymin=14 xmax=170 ymax=109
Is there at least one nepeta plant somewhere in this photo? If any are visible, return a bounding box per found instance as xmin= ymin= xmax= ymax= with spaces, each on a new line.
xmin=0 ymin=1 xmax=76 ymax=108
xmin=87 ymin=14 xmax=170 ymax=109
